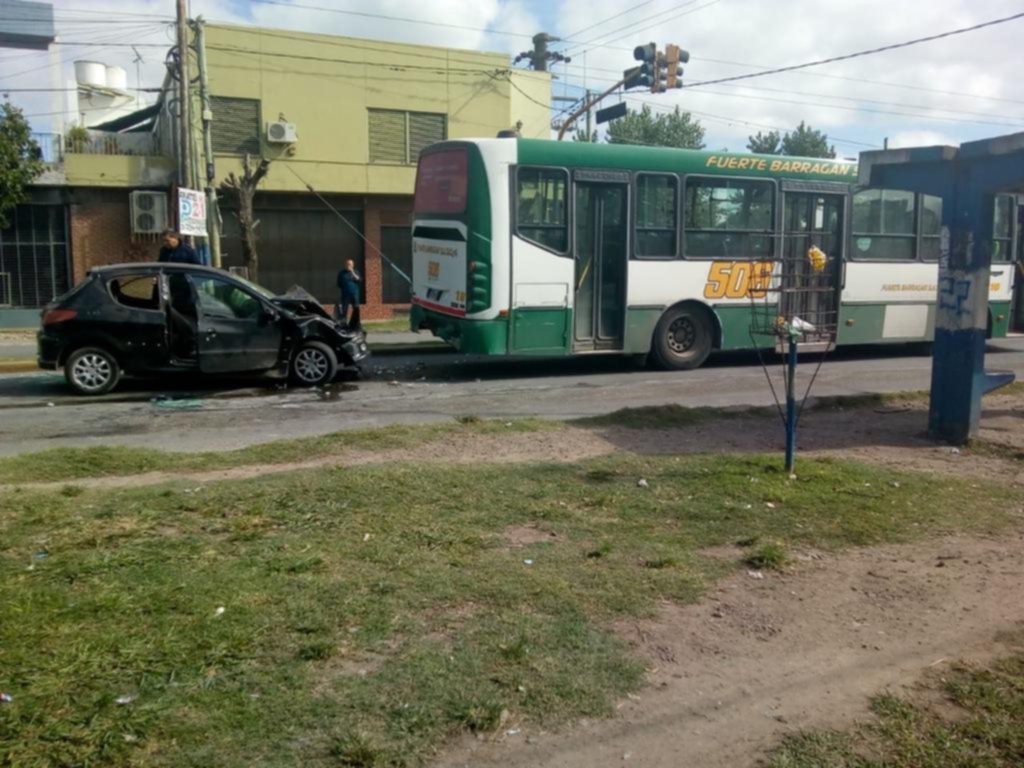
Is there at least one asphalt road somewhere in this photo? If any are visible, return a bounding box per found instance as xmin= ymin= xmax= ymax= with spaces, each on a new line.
xmin=1 ymin=338 xmax=1023 ymax=458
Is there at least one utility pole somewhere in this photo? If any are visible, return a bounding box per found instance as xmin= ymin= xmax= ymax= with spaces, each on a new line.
xmin=176 ymin=0 xmax=192 ymax=190
xmin=194 ymin=17 xmax=221 ymax=267
xmin=585 ymin=89 xmax=594 ymax=141
xmin=514 ymin=33 xmax=571 ymax=71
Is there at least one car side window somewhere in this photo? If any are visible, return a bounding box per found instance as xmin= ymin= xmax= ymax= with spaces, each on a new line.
xmin=189 ymin=275 xmax=263 ymax=320
xmin=109 ymin=274 xmax=160 ymax=310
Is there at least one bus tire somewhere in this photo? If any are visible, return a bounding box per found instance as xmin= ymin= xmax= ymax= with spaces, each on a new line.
xmin=650 ymin=305 xmax=714 ymax=370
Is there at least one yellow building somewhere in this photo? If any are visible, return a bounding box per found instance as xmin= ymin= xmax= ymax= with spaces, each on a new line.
xmin=14 ymin=24 xmax=550 ymax=323
xmin=181 ymin=23 xmax=552 ymax=317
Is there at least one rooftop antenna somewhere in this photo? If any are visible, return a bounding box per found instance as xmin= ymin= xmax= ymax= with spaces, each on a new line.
xmin=131 ymin=46 xmax=144 ymax=107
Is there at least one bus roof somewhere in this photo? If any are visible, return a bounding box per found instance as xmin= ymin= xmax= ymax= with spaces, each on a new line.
xmin=499 ymin=138 xmax=858 ymax=184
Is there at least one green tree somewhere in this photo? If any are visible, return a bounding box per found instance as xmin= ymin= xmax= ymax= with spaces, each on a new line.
xmin=0 ymin=101 xmax=43 ymax=228
xmin=747 ymin=129 xmax=782 ymax=154
xmin=746 ymin=122 xmax=836 ymax=158
xmin=606 ymin=105 xmax=705 ymax=149
xmin=780 ymin=121 xmax=835 ymax=158
xmin=572 ymin=128 xmax=598 ymax=143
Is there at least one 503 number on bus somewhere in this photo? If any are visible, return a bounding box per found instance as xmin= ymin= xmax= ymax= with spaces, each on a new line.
xmin=703 ymin=261 xmax=774 ymax=300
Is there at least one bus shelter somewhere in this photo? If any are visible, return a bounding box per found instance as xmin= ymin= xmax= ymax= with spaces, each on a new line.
xmin=858 ymin=132 xmax=1024 ymax=444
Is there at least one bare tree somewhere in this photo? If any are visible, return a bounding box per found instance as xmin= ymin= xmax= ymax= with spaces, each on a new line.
xmin=219 ymin=153 xmax=270 ymax=280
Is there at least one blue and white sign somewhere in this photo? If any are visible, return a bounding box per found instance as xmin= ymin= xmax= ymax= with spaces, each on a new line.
xmin=178 ymin=188 xmax=207 ymax=237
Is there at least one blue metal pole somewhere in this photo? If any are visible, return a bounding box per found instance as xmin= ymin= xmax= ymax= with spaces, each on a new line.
xmin=785 ymin=336 xmax=797 ymax=472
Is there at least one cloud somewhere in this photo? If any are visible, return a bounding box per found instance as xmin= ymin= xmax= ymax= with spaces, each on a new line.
xmin=2 ymin=0 xmax=1021 ymax=151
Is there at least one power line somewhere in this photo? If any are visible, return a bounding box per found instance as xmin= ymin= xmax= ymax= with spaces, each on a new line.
xmin=686 ymin=11 xmax=1024 ymax=89
xmin=561 ymin=0 xmax=660 ymax=42
xmin=0 ymin=23 xmax=170 ymax=80
xmin=245 ymin=0 xmax=538 ymax=40
xmin=695 ymin=56 xmax=1024 ymax=106
xmin=691 ymin=87 xmax=1024 ymax=128
xmin=556 ymin=66 xmax=1024 ymax=130
xmin=709 ymin=81 xmax=1024 ymax=123
xmin=563 ymin=0 xmax=718 ymax=58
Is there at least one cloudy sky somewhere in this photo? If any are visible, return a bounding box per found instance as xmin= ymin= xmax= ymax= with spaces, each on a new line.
xmin=1 ymin=0 xmax=1022 ymax=157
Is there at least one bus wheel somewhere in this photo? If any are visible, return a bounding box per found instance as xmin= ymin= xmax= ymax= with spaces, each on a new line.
xmin=651 ymin=306 xmax=713 ymax=370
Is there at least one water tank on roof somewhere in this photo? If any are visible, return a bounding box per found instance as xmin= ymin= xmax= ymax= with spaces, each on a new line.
xmin=105 ymin=65 xmax=127 ymax=91
xmin=74 ymin=60 xmax=107 ymax=89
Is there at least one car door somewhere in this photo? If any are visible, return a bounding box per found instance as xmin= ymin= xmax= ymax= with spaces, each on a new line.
xmin=188 ymin=273 xmax=283 ymax=373
xmin=104 ymin=271 xmax=170 ymax=369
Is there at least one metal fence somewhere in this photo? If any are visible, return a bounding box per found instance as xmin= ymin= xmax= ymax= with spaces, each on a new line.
xmin=31 ymin=130 xmax=158 ymax=161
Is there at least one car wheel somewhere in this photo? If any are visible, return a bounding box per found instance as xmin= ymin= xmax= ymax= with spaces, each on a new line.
xmin=651 ymin=305 xmax=714 ymax=370
xmin=290 ymin=341 xmax=338 ymax=387
xmin=64 ymin=347 xmax=121 ymax=395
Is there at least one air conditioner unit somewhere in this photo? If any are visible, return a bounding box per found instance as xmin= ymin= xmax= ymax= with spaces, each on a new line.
xmin=130 ymin=191 xmax=168 ymax=235
xmin=266 ymin=121 xmax=297 ymax=143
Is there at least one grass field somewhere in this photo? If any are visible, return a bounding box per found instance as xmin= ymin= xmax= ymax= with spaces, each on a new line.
xmin=0 ymin=451 xmax=1017 ymax=767
xmin=767 ymin=633 xmax=1024 ymax=767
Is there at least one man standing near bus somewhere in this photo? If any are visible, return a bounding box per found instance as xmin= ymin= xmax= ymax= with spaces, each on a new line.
xmin=336 ymin=258 xmax=362 ymax=330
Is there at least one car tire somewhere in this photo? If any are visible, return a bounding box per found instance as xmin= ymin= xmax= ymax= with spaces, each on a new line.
xmin=290 ymin=341 xmax=338 ymax=387
xmin=64 ymin=346 xmax=121 ymax=395
xmin=650 ymin=305 xmax=714 ymax=371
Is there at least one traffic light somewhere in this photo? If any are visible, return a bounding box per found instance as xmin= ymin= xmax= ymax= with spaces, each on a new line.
xmin=665 ymin=43 xmax=688 ymax=89
xmin=633 ymin=42 xmax=657 ymax=91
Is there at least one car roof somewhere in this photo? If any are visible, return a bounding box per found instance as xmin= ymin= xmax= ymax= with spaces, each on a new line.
xmin=90 ymin=262 xmax=226 ymax=275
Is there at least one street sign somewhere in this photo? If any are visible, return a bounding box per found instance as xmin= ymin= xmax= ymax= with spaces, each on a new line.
xmin=595 ymin=102 xmax=628 ymax=125
xmin=178 ymin=188 xmax=207 ymax=237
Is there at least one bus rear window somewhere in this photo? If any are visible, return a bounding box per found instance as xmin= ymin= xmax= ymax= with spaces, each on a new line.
xmin=414 ymin=149 xmax=468 ymax=214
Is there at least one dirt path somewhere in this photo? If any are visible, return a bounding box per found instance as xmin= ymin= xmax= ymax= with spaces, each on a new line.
xmin=440 ymin=529 xmax=1024 ymax=768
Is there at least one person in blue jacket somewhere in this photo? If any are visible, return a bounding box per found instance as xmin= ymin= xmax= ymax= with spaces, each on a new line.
xmin=158 ymin=230 xmax=202 ymax=265
xmin=336 ymin=258 xmax=362 ymax=329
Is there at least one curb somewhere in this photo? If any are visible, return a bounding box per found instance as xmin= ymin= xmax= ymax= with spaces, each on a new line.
xmin=0 ymin=361 xmax=39 ymax=374
xmin=369 ymin=343 xmax=450 ymax=356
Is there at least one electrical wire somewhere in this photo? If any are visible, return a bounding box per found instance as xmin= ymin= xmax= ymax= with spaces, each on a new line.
xmin=245 ymin=0 xmax=538 ymax=41
xmin=685 ymin=11 xmax=1024 ymax=89
xmin=562 ymin=0 xmax=719 ymax=58
xmin=561 ymin=0 xmax=661 ymax=41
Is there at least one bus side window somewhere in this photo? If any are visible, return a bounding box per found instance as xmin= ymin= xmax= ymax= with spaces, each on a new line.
xmin=919 ymin=194 xmax=942 ymax=262
xmin=683 ymin=177 xmax=773 ymax=259
xmin=635 ymin=174 xmax=678 ymax=259
xmin=993 ymin=194 xmax=1014 ymax=263
xmin=517 ymin=168 xmax=569 ymax=253
xmin=851 ymin=189 xmax=915 ymax=261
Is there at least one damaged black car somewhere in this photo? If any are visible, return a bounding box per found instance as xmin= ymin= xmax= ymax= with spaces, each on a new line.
xmin=37 ymin=263 xmax=369 ymax=395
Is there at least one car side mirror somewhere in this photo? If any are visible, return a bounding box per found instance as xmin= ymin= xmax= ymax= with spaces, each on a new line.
xmin=261 ymin=307 xmax=279 ymax=324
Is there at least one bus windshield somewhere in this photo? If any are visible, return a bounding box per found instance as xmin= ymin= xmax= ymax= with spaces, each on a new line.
xmin=414 ymin=149 xmax=468 ymax=215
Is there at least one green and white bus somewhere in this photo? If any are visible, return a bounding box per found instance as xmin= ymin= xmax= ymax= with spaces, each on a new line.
xmin=409 ymin=139 xmax=1017 ymax=369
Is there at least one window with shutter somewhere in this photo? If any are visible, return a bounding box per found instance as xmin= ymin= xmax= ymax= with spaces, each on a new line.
xmin=368 ymin=109 xmax=447 ymax=165
xmin=408 ymin=113 xmax=446 ymax=161
xmin=368 ymin=110 xmax=408 ymax=164
xmin=210 ymin=96 xmax=261 ymax=155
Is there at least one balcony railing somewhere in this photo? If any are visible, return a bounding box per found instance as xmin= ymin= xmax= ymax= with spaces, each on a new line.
xmin=31 ymin=130 xmax=158 ymax=163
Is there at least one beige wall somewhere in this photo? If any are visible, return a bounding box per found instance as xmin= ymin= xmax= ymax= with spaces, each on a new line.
xmin=64 ymin=154 xmax=175 ymax=188
xmin=201 ymin=24 xmax=551 ymax=194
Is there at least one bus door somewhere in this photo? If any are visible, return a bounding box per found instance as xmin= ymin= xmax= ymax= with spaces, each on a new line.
xmin=574 ymin=171 xmax=629 ymax=351
xmin=779 ymin=182 xmax=847 ymax=344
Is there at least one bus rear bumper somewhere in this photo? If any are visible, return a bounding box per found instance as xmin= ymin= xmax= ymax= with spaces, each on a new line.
xmin=410 ymin=304 xmax=508 ymax=355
